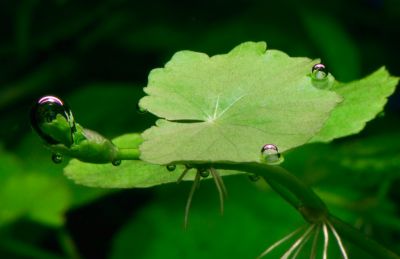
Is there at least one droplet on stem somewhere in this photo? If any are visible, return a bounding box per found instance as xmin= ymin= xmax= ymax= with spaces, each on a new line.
xmin=311 ymin=63 xmax=327 ymax=80
xmin=261 ymin=144 xmax=281 ymax=164
xmin=112 ymin=160 xmax=122 ymax=166
xmin=51 ymin=153 xmax=63 ymax=164
xmin=166 ymin=164 xmax=176 ymax=171
xmin=248 ymin=173 xmax=260 ymax=182
xmin=199 ymin=169 xmax=210 ymax=178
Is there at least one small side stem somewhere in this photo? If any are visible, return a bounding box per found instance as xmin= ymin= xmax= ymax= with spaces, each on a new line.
xmin=213 ymin=163 xmax=326 ymax=214
xmin=329 ymin=215 xmax=400 ymax=259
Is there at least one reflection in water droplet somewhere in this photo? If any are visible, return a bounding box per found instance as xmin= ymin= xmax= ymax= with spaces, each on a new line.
xmin=311 ymin=63 xmax=327 ymax=80
xmin=30 ymin=95 xmax=76 ymax=145
xmin=199 ymin=169 xmax=210 ymax=178
xmin=52 ymin=153 xmax=63 ymax=164
xmin=261 ymin=144 xmax=281 ymax=164
xmin=112 ymin=160 xmax=122 ymax=166
xmin=136 ymin=103 xmax=147 ymax=114
xmin=166 ymin=164 xmax=176 ymax=171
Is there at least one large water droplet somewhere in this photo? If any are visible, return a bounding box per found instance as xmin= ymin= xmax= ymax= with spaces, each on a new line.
xmin=261 ymin=144 xmax=281 ymax=164
xmin=112 ymin=160 xmax=122 ymax=166
xmin=30 ymin=96 xmax=76 ymax=146
xmin=199 ymin=169 xmax=210 ymax=178
xmin=52 ymin=153 xmax=63 ymax=164
xmin=311 ymin=63 xmax=327 ymax=80
xmin=166 ymin=164 xmax=176 ymax=171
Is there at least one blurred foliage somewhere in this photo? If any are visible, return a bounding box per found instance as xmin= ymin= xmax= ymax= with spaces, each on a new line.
xmin=1 ymin=0 xmax=400 ymax=258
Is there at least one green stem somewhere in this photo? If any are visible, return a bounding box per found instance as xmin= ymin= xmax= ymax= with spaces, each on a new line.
xmin=264 ymin=178 xmax=301 ymax=209
xmin=213 ymin=163 xmax=326 ymax=213
xmin=115 ymin=148 xmax=140 ymax=160
xmin=329 ymin=215 xmax=400 ymax=259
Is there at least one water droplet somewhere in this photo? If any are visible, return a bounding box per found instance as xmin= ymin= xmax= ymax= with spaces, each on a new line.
xmin=261 ymin=144 xmax=281 ymax=164
xmin=136 ymin=103 xmax=147 ymax=114
xmin=248 ymin=173 xmax=260 ymax=182
xmin=199 ymin=169 xmax=210 ymax=178
xmin=166 ymin=164 xmax=176 ymax=171
xmin=112 ymin=160 xmax=122 ymax=166
xmin=51 ymin=153 xmax=63 ymax=164
xmin=311 ymin=63 xmax=327 ymax=80
xmin=30 ymin=96 xmax=76 ymax=146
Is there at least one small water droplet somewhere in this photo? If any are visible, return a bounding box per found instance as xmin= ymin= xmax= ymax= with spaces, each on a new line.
xmin=30 ymin=96 xmax=76 ymax=145
xmin=311 ymin=63 xmax=327 ymax=80
xmin=199 ymin=169 xmax=210 ymax=178
xmin=136 ymin=103 xmax=147 ymax=114
xmin=261 ymin=144 xmax=281 ymax=164
xmin=51 ymin=153 xmax=63 ymax=164
xmin=112 ymin=160 xmax=122 ymax=166
xmin=248 ymin=173 xmax=260 ymax=182
xmin=166 ymin=164 xmax=176 ymax=171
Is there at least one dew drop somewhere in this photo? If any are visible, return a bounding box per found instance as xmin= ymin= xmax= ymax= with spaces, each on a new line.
xmin=311 ymin=63 xmax=327 ymax=80
xmin=166 ymin=164 xmax=176 ymax=172
xmin=248 ymin=173 xmax=260 ymax=182
xmin=261 ymin=144 xmax=281 ymax=164
xmin=30 ymin=96 xmax=76 ymax=145
xmin=51 ymin=153 xmax=63 ymax=164
xmin=199 ymin=169 xmax=210 ymax=178
xmin=112 ymin=160 xmax=122 ymax=166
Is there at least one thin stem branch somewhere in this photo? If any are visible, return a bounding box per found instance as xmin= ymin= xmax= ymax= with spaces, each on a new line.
xmin=326 ymin=220 xmax=348 ymax=259
xmin=210 ymin=168 xmax=226 ymax=215
xmin=329 ymin=215 xmax=400 ymax=259
xmin=184 ymin=172 xmax=201 ymax=229
xmin=322 ymin=223 xmax=329 ymax=259
xmin=310 ymin=224 xmax=321 ymax=259
xmin=257 ymin=226 xmax=305 ymax=259
xmin=282 ymin=224 xmax=314 ymax=259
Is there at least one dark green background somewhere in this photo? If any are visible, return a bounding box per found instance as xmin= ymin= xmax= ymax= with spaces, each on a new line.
xmin=1 ymin=0 xmax=400 ymax=258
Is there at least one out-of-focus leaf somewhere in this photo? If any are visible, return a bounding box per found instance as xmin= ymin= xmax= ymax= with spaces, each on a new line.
xmin=110 ymin=177 xmax=304 ymax=259
xmin=335 ymin=132 xmax=400 ymax=173
xmin=0 ymin=147 xmax=70 ymax=227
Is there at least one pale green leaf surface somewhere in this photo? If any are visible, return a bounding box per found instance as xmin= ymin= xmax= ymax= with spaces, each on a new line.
xmin=64 ymin=134 xmax=240 ymax=188
xmin=139 ymin=42 xmax=341 ymax=164
xmin=311 ymin=67 xmax=398 ymax=142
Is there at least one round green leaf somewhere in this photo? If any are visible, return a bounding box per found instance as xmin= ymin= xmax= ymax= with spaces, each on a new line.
xmin=139 ymin=41 xmax=341 ymax=164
